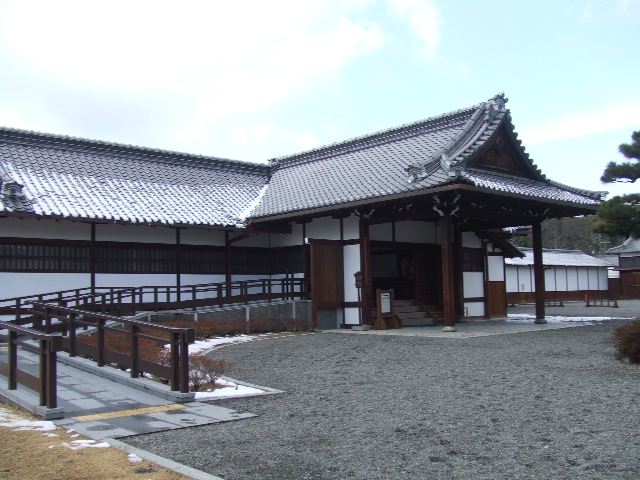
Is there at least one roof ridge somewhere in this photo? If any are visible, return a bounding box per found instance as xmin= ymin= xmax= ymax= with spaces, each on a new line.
xmin=0 ymin=125 xmax=270 ymax=175
xmin=270 ymin=103 xmax=480 ymax=170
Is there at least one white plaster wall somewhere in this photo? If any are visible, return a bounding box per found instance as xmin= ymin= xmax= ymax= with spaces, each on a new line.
xmin=234 ymin=232 xmax=270 ymax=247
xmin=566 ymin=267 xmax=579 ymax=291
xmin=0 ymin=272 xmax=90 ymax=298
xmin=554 ymin=268 xmax=568 ymax=291
xmin=544 ymin=268 xmax=556 ymax=291
xmin=462 ymin=232 xmax=482 ymax=248
xmin=343 ymin=244 xmax=361 ymax=302
xmin=270 ymin=223 xmax=304 ymax=247
xmin=577 ymin=268 xmax=590 ymax=290
xmin=506 ymin=266 xmax=533 ymax=292
xmin=181 ymin=274 xmax=226 ymax=286
xmin=487 ymin=256 xmax=505 ymax=281
xmin=598 ymin=268 xmax=609 ymax=290
xmin=96 ymin=224 xmax=175 ymax=243
xmin=181 ymin=229 xmax=226 ymax=246
xmin=1 ymin=217 xmax=90 ymax=240
xmin=96 ymin=274 xmax=176 ymax=288
xmin=463 ymin=271 xmax=484 ymax=298
xmin=369 ymin=223 xmax=392 ymax=241
xmin=344 ymin=307 xmax=360 ymax=325
xmin=395 ymin=221 xmax=437 ymax=244
xmin=588 ymin=268 xmax=601 ymax=290
xmin=505 ymin=267 xmax=520 ymax=292
xmin=305 ymin=217 xmax=341 ymax=240
xmin=343 ymin=215 xmax=360 ymax=240
xmin=464 ymin=301 xmax=484 ymax=317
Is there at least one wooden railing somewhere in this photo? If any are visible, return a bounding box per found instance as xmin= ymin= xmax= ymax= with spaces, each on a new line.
xmin=0 ymin=277 xmax=310 ymax=323
xmin=0 ymin=277 xmax=309 ymax=409
xmin=1 ymin=302 xmax=195 ymax=401
xmin=0 ymin=322 xmax=62 ymax=408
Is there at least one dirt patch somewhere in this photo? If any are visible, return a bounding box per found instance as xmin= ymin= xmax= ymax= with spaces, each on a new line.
xmin=0 ymin=402 xmax=191 ymax=480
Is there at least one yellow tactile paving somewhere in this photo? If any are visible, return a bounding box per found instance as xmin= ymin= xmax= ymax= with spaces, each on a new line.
xmin=72 ymin=403 xmax=188 ymax=422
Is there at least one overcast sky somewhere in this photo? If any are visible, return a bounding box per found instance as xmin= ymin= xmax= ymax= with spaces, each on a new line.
xmin=1 ymin=0 xmax=638 ymax=199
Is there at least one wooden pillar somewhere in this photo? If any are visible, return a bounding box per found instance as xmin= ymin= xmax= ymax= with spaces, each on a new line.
xmin=225 ymin=231 xmax=234 ymax=285
xmin=175 ymin=228 xmax=181 ymax=301
xmin=532 ymin=221 xmax=547 ymax=324
xmin=441 ymin=215 xmax=457 ymax=331
xmin=359 ymin=219 xmax=372 ymax=325
xmin=90 ymin=223 xmax=96 ymax=294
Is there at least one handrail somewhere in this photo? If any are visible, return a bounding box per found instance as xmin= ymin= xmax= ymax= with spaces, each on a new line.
xmin=29 ymin=302 xmax=195 ymax=393
xmin=1 ymin=277 xmax=310 ymax=321
xmin=0 ymin=321 xmax=63 ymax=409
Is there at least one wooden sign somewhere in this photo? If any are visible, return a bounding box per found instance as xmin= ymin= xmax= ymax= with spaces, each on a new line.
xmin=373 ymin=288 xmax=400 ymax=329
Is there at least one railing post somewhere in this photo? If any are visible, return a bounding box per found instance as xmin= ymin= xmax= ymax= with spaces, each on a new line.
xmin=8 ymin=330 xmax=17 ymax=390
xmin=39 ymin=339 xmax=58 ymax=408
xmin=179 ymin=332 xmax=190 ymax=394
xmin=15 ymin=298 xmax=22 ymax=322
xmin=170 ymin=333 xmax=179 ymax=391
xmin=97 ymin=318 xmax=105 ymax=367
xmin=130 ymin=324 xmax=139 ymax=379
xmin=192 ymin=286 xmax=197 ymax=311
xmin=69 ymin=312 xmax=77 ymax=357
xmin=44 ymin=306 xmax=51 ymax=333
xmin=130 ymin=288 xmax=137 ymax=315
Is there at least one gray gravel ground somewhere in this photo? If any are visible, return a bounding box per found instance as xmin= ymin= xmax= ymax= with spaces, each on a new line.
xmin=124 ymin=308 xmax=640 ymax=480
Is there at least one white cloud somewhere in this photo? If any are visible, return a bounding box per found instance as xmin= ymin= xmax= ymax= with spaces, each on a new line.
xmin=518 ymin=100 xmax=640 ymax=145
xmin=0 ymin=1 xmax=383 ymax=119
xmin=386 ymin=0 xmax=441 ymax=60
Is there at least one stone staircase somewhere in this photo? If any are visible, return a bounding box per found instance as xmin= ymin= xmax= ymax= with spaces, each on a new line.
xmin=393 ymin=300 xmax=443 ymax=326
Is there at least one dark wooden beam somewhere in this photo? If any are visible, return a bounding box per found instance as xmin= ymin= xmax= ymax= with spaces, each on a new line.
xmin=532 ymin=221 xmax=547 ymax=323
xmin=441 ymin=215 xmax=457 ymax=331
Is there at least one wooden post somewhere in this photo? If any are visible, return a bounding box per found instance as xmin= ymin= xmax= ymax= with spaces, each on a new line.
xmin=532 ymin=221 xmax=547 ymax=324
xmin=441 ymin=215 xmax=457 ymax=331
xmin=179 ymin=332 xmax=190 ymax=394
xmin=130 ymin=324 xmax=139 ymax=379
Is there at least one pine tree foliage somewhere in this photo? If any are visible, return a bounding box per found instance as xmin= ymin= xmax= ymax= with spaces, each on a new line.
xmin=600 ymin=131 xmax=640 ymax=183
xmin=594 ymin=131 xmax=640 ymax=238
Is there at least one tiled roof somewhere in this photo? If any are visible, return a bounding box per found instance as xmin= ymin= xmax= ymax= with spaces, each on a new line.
xmin=607 ymin=237 xmax=640 ymax=254
xmin=0 ymin=94 xmax=606 ymax=227
xmin=250 ymin=94 xmax=604 ymax=219
xmin=0 ymin=127 xmax=269 ymax=227
xmin=505 ymin=248 xmax=613 ymax=267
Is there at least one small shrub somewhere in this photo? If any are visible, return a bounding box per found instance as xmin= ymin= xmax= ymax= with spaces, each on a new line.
xmin=614 ymin=319 xmax=640 ymax=363
xmin=188 ymin=354 xmax=235 ymax=392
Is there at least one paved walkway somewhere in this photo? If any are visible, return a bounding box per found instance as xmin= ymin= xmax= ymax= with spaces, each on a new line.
xmin=0 ymin=347 xmax=256 ymax=438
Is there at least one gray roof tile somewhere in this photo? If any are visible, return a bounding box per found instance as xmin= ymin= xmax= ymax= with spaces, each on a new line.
xmin=0 ymin=128 xmax=269 ymax=227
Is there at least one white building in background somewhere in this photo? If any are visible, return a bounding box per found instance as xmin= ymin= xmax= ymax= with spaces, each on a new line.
xmin=505 ymin=248 xmax=613 ymax=304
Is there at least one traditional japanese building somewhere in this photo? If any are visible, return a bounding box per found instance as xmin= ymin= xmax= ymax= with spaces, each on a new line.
xmin=505 ymin=248 xmax=612 ymax=304
xmin=606 ymin=237 xmax=640 ymax=299
xmin=0 ymin=94 xmax=605 ymax=329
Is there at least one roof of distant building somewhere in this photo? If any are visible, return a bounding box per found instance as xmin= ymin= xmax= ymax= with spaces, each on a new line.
xmin=607 ymin=237 xmax=640 ymax=254
xmin=505 ymin=247 xmax=613 ymax=267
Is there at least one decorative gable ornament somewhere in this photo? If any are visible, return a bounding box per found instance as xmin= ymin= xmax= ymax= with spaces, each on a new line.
xmin=406 ymin=93 xmax=509 ymax=183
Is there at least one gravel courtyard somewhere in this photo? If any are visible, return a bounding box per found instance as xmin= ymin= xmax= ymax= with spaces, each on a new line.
xmin=124 ymin=318 xmax=640 ymax=480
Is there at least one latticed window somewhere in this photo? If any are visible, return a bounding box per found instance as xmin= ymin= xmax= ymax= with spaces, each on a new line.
xmin=0 ymin=241 xmax=90 ymax=272
xmin=620 ymin=256 xmax=640 ymax=267
xmin=462 ymin=250 xmax=483 ymax=272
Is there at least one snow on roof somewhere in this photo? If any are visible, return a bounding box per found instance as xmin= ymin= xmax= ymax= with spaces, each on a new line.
xmin=505 ymin=248 xmax=614 ymax=267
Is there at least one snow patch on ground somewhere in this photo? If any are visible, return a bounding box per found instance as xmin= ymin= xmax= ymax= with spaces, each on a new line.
xmin=0 ymin=406 xmax=111 ymax=450
xmin=507 ymin=314 xmax=628 ymax=325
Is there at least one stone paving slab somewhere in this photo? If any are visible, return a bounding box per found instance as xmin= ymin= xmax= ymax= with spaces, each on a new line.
xmin=0 ymin=347 xmax=256 ymax=437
